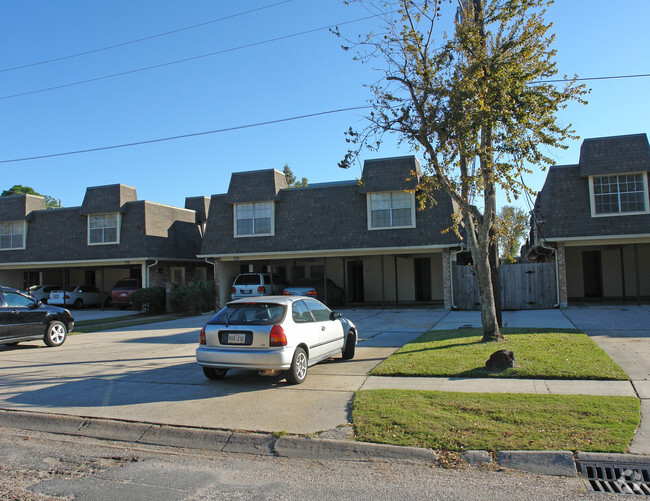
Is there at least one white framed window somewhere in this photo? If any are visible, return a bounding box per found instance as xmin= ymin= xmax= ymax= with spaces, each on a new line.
xmin=171 ymin=266 xmax=186 ymax=286
xmin=88 ymin=213 xmax=120 ymax=245
xmin=0 ymin=220 xmax=26 ymax=250
xmin=589 ymin=173 xmax=649 ymax=217
xmin=234 ymin=201 xmax=274 ymax=237
xmin=367 ymin=191 xmax=415 ymax=229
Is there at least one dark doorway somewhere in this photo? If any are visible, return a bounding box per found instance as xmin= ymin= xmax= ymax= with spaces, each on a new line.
xmin=347 ymin=261 xmax=364 ymax=303
xmin=414 ymin=257 xmax=432 ymax=301
xmin=582 ymin=250 xmax=603 ymax=298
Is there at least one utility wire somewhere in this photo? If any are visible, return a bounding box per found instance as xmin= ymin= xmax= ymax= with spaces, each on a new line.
xmin=0 ymin=106 xmax=372 ymax=164
xmin=0 ymin=15 xmax=377 ymax=101
xmin=540 ymin=73 xmax=650 ymax=84
xmin=0 ymin=1 xmax=293 ymax=73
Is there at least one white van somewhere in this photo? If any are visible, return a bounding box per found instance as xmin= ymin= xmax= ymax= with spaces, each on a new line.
xmin=231 ymin=273 xmax=286 ymax=299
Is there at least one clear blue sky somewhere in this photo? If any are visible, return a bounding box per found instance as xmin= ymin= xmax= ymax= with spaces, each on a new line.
xmin=2 ymin=1 xmax=649 ymax=213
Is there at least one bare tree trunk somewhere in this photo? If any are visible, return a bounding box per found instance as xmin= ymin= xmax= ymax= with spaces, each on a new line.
xmin=463 ymin=210 xmax=502 ymax=342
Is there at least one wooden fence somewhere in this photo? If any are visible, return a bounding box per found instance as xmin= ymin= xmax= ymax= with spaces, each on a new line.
xmin=452 ymin=262 xmax=557 ymax=310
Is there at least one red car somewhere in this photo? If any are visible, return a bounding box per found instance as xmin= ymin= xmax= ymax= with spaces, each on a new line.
xmin=110 ymin=279 xmax=141 ymax=309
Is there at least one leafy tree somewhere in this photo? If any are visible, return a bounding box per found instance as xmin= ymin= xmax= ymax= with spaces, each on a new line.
xmin=496 ymin=205 xmax=528 ymax=263
xmin=283 ymin=165 xmax=308 ymax=187
xmin=1 ymin=184 xmax=59 ymax=209
xmin=337 ymin=0 xmax=587 ymax=341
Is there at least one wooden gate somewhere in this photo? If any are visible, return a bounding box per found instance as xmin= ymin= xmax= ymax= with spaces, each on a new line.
xmin=452 ymin=262 xmax=557 ymax=310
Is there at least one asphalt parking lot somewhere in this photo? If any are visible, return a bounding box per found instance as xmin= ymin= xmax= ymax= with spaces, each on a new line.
xmin=0 ymin=309 xmax=446 ymax=435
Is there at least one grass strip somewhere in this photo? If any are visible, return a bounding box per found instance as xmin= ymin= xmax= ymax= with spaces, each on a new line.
xmin=371 ymin=328 xmax=628 ymax=380
xmin=73 ymin=314 xmax=188 ymax=334
xmin=353 ymin=390 xmax=639 ymax=452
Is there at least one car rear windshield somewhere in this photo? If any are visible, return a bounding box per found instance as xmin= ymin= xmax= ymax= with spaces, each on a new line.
xmin=234 ymin=274 xmax=265 ymax=286
xmin=113 ymin=280 xmax=138 ymax=290
xmin=209 ymin=303 xmax=286 ymax=325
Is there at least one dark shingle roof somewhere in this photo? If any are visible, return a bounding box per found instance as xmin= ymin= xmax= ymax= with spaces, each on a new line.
xmin=0 ymin=194 xmax=45 ymax=223
xmin=185 ymin=196 xmax=210 ymax=223
xmin=80 ymin=184 xmax=137 ymax=215
xmin=534 ymin=163 xmax=650 ymax=240
xmin=579 ymin=133 xmax=650 ymax=177
xmin=0 ymin=190 xmax=202 ymax=264
xmin=359 ymin=156 xmax=421 ymax=193
xmin=201 ymin=170 xmax=459 ymax=257
xmin=225 ymin=169 xmax=287 ymax=204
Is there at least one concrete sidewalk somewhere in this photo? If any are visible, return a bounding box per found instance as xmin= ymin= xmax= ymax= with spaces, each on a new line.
xmin=361 ymin=376 xmax=637 ymax=396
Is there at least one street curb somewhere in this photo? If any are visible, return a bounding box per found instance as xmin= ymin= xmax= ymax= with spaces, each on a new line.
xmin=576 ymin=452 xmax=650 ymax=466
xmin=275 ymin=435 xmax=438 ymax=461
xmin=2 ymin=408 xmax=649 ymax=478
xmin=497 ymin=450 xmax=577 ymax=477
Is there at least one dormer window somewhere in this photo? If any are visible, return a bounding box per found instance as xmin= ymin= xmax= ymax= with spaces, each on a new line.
xmin=234 ymin=202 xmax=274 ymax=237
xmin=590 ymin=173 xmax=648 ymax=216
xmin=367 ymin=191 xmax=415 ymax=229
xmin=0 ymin=220 xmax=26 ymax=250
xmin=88 ymin=213 xmax=120 ymax=244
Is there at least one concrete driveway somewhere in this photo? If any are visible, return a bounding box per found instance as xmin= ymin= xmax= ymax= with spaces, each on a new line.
xmin=0 ymin=309 xmax=446 ymax=435
xmin=561 ymin=304 xmax=650 ymax=455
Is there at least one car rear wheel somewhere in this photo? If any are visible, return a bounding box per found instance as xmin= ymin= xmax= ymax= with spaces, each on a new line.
xmin=342 ymin=329 xmax=356 ymax=359
xmin=286 ymin=347 xmax=308 ymax=384
xmin=44 ymin=321 xmax=67 ymax=347
xmin=203 ymin=367 xmax=228 ymax=380
xmin=74 ymin=298 xmax=83 ymax=309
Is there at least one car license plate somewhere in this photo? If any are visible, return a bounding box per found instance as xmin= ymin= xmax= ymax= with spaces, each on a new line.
xmin=227 ymin=333 xmax=246 ymax=344
xmin=241 ymin=289 xmax=251 ymax=294
xmin=121 ymin=293 xmax=127 ymax=297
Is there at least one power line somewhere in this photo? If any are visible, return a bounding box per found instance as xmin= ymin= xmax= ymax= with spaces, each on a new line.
xmin=0 ymin=106 xmax=372 ymax=164
xmin=0 ymin=15 xmax=377 ymax=101
xmin=541 ymin=73 xmax=650 ymax=84
xmin=0 ymin=1 xmax=293 ymax=73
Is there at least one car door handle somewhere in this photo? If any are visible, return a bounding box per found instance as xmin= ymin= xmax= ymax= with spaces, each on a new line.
xmin=11 ymin=310 xmax=20 ymax=315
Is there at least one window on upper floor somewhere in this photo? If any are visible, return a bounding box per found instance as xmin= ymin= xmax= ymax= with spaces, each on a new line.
xmin=234 ymin=201 xmax=273 ymax=237
xmin=590 ymin=173 xmax=649 ymax=216
xmin=0 ymin=220 xmax=26 ymax=250
xmin=88 ymin=213 xmax=120 ymax=245
xmin=367 ymin=191 xmax=415 ymax=229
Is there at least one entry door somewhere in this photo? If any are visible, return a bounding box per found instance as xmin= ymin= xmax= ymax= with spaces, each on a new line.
xmin=582 ymin=251 xmax=603 ymax=298
xmin=347 ymin=261 xmax=364 ymax=303
xmin=414 ymin=258 xmax=432 ymax=301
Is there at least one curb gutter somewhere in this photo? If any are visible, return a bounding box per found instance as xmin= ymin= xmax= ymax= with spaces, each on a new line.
xmin=2 ymin=408 xmax=648 ymax=478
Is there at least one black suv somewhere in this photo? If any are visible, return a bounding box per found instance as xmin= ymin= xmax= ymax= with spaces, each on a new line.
xmin=0 ymin=286 xmax=74 ymax=347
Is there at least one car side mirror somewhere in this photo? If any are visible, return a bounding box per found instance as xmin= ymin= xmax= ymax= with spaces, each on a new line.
xmin=330 ymin=311 xmax=342 ymax=320
xmin=28 ymin=300 xmax=40 ymax=310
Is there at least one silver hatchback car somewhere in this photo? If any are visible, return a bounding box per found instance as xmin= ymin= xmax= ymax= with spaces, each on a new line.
xmin=196 ymin=296 xmax=357 ymax=384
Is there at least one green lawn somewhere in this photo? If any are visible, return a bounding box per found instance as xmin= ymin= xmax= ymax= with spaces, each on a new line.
xmin=370 ymin=328 xmax=628 ymax=380
xmin=73 ymin=313 xmax=188 ymax=333
xmin=353 ymin=390 xmax=640 ymax=452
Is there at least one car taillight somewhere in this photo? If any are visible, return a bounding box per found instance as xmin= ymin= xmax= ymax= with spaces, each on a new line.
xmin=199 ymin=326 xmax=206 ymax=345
xmin=270 ymin=325 xmax=287 ymax=346
xmin=257 ymin=286 xmax=265 ymax=294
xmin=232 ymin=287 xmax=236 ymax=294
xmin=307 ymin=289 xmax=317 ymax=297
xmin=64 ymin=294 xmax=70 ymax=299
xmin=282 ymin=291 xmax=291 ymax=295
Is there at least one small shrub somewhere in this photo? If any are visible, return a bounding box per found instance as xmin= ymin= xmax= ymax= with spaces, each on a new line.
xmin=170 ymin=281 xmax=216 ymax=314
xmin=130 ymin=287 xmax=165 ymax=313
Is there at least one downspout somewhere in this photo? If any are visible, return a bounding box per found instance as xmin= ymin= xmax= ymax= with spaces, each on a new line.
xmin=204 ymin=258 xmax=216 ymax=279
xmin=449 ymin=246 xmax=464 ymax=310
xmin=146 ymin=260 xmax=158 ymax=288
